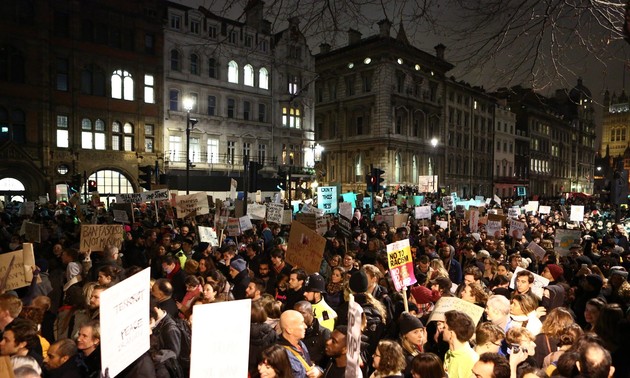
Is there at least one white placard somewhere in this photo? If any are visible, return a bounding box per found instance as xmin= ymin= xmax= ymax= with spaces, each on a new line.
xmin=175 ymin=192 xmax=210 ymax=218
xmin=239 ymin=215 xmax=253 ymax=232
xmin=339 ymin=202 xmax=353 ymax=220
xmin=115 ymin=189 xmax=170 ymax=203
xmin=427 ymin=296 xmax=485 ymax=325
xmin=381 ymin=206 xmax=397 ymax=216
xmin=527 ymin=241 xmax=547 ymax=261
xmin=508 ymin=207 xmax=520 ymax=219
xmin=493 ymin=194 xmax=502 ymax=206
xmin=247 ymin=203 xmax=267 ymax=220
xmin=508 ymin=219 xmax=526 ymax=239
xmin=539 ymin=206 xmax=551 ymax=214
xmin=415 ymin=205 xmax=432 ymax=220
xmin=100 ymin=268 xmax=151 ymax=378
xmin=282 ymin=210 xmax=293 ymax=225
xmin=436 ymin=220 xmax=448 ymax=230
xmin=525 ymin=201 xmax=539 ymax=214
xmin=266 ymin=203 xmax=284 ymax=224
xmin=570 ymin=205 xmax=584 ymax=222
xmin=317 ymin=186 xmax=338 ymax=214
xmin=346 ymin=295 xmax=364 ymax=378
xmin=198 ymin=226 xmax=219 ymax=246
xmin=509 ymin=266 xmax=549 ymax=299
xmin=316 ymin=217 xmax=328 ymax=235
xmin=191 ymin=300 xmax=251 ymax=378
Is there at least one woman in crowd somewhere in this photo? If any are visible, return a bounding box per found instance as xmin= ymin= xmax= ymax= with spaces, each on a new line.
xmin=97 ymin=264 xmax=123 ymax=287
xmin=542 ymin=323 xmax=583 ymax=375
xmin=583 ymin=297 xmax=605 ymax=331
xmin=483 ymin=257 xmax=499 ymax=287
xmin=397 ymin=312 xmax=425 ymax=374
xmin=371 ymin=340 xmax=406 ymax=378
xmin=409 ymin=353 xmax=447 ymax=378
xmin=510 ymin=294 xmax=542 ymax=336
xmin=497 ymin=262 xmax=513 ymax=281
xmin=178 ymin=275 xmax=202 ymax=318
xmin=429 ymin=259 xmax=449 ymax=280
xmin=533 ymin=307 xmax=575 ymax=367
xmin=248 ymin=302 xmax=277 ymax=376
xmin=257 ymin=344 xmax=293 ymax=378
xmin=324 ymin=266 xmax=346 ymax=312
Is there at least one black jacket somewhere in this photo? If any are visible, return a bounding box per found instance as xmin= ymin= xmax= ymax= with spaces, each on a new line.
xmin=303 ymin=318 xmax=331 ymax=366
xmin=248 ymin=322 xmax=277 ymax=374
xmin=151 ymin=314 xmax=182 ymax=356
xmin=45 ymin=355 xmax=87 ymax=378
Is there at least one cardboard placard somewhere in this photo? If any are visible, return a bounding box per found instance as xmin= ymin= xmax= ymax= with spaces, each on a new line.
xmin=226 ymin=218 xmax=241 ymax=236
xmin=175 ymin=192 xmax=210 ymax=218
xmin=266 ymin=203 xmax=284 ymax=224
xmin=285 ymin=221 xmax=326 ymax=274
xmin=0 ymin=244 xmax=35 ymax=291
xmin=427 ymin=296 xmax=485 ymax=325
xmin=80 ymin=225 xmax=123 ymax=252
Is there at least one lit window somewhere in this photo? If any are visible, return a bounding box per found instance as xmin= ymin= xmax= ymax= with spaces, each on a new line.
xmin=56 ymin=115 xmax=69 ymax=148
xmin=244 ymin=64 xmax=254 ymax=86
xmin=259 ymin=67 xmax=269 ymax=89
xmin=228 ymin=61 xmax=238 ymax=83
xmin=282 ymin=107 xmax=301 ymax=129
xmin=111 ymin=69 xmax=133 ymax=100
xmin=207 ymin=139 xmax=219 ymax=163
xmin=169 ymin=135 xmax=182 ymax=162
xmin=144 ymin=74 xmax=154 ymax=103
xmin=81 ymin=118 xmax=93 ymax=149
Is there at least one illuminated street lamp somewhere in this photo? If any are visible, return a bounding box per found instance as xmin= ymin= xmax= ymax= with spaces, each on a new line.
xmin=430 ymin=138 xmax=438 ymax=192
xmin=183 ymin=97 xmax=196 ymax=194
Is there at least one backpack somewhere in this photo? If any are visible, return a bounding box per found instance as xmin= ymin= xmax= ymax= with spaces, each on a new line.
xmin=172 ymin=318 xmax=191 ymax=376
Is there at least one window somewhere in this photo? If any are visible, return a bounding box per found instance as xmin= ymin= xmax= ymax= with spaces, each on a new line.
xmin=208 ymin=58 xmax=217 ymax=78
xmin=144 ymin=74 xmax=154 ymax=103
xmin=56 ymin=115 xmax=69 ymax=148
xmin=0 ymin=108 xmax=25 ymax=144
xmin=357 ymin=116 xmax=364 ymax=135
xmin=227 ymin=141 xmax=235 ymax=164
xmin=112 ymin=121 xmax=134 ymax=151
xmin=170 ymin=14 xmax=181 ymax=29
xmin=244 ymin=64 xmax=254 ymax=86
xmin=111 ymin=69 xmax=133 ymax=100
xmin=0 ymin=45 xmax=25 ymax=83
xmin=170 ymin=50 xmax=180 ymax=71
xmin=258 ymin=144 xmax=266 ymax=164
xmin=56 ymin=58 xmax=69 ymax=91
xmin=245 ymin=34 xmax=253 ymax=48
xmin=144 ymin=124 xmax=154 ymax=153
xmin=144 ymin=33 xmax=155 ymax=54
xmin=396 ymin=72 xmax=405 ymax=93
xmin=227 ymin=98 xmax=236 ymax=118
xmin=169 ymin=135 xmax=182 ymax=162
xmin=208 ymin=25 xmax=217 ymax=38
xmin=190 ymin=137 xmax=200 ymax=162
xmin=190 ymin=19 xmax=200 ymax=34
xmin=81 ymin=118 xmax=93 ymax=149
xmin=189 ymin=93 xmax=198 ymax=113
xmin=243 ymin=142 xmax=251 ymax=159
xmin=362 ymin=73 xmax=372 ymax=92
xmin=228 ymin=30 xmax=238 ymax=44
xmin=169 ymin=90 xmax=179 ymax=111
xmin=259 ymin=68 xmax=269 ymax=89
xmin=81 ymin=64 xmax=106 ymax=96
xmin=190 ymin=54 xmax=199 ymax=75
xmin=207 ymin=139 xmax=219 ymax=163
xmin=228 ymin=61 xmax=238 ymax=83
xmin=54 ymin=11 xmax=69 ymax=37
xmin=243 ymin=101 xmax=251 ymax=120
xmin=282 ymin=107 xmax=301 ymax=128
xmin=345 ymin=76 xmax=355 ymax=96
xmin=288 ymin=75 xmax=299 ymax=95
xmin=258 ymin=103 xmax=266 ymax=122
xmin=207 ymin=96 xmax=216 ymax=116
xmin=260 ymin=39 xmax=268 ymax=52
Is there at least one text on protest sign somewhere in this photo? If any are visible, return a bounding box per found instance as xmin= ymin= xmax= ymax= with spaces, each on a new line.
xmin=191 ymin=300 xmax=251 ymax=378
xmin=100 ymin=268 xmax=151 ymax=378
xmin=381 ymin=206 xmax=397 ymax=216
xmin=247 ymin=203 xmax=266 ymax=220
xmin=317 ymin=186 xmax=338 ymax=214
xmin=554 ymin=229 xmax=581 ymax=256
xmin=386 ymin=239 xmax=417 ymax=292
xmin=198 ymin=226 xmax=219 ymax=246
xmin=226 ymin=218 xmax=241 ymax=236
xmin=415 ymin=205 xmax=432 ymax=220
xmin=427 ymin=297 xmax=485 ymax=325
xmin=508 ymin=219 xmax=526 ymax=240
xmin=266 ymin=203 xmax=284 ymax=224
xmin=526 ymin=241 xmax=547 ymax=261
xmin=239 ymin=215 xmax=253 ymax=232
xmin=0 ymin=243 xmax=36 ymax=291
xmin=346 ymin=295 xmax=364 ymax=378
xmin=286 ymin=221 xmax=326 ymax=274
xmin=510 ymin=266 xmax=549 ymax=299
xmin=115 ymin=189 xmax=170 ymax=203
xmin=175 ymin=192 xmax=210 ymax=218
xmin=24 ymin=222 xmax=41 ymax=243
xmin=80 ymin=225 xmax=123 ymax=252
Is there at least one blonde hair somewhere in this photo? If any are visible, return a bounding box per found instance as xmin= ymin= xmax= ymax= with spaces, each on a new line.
xmin=541 ymin=307 xmax=575 ymax=337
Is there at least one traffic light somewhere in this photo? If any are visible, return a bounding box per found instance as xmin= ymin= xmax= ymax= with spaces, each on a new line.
xmin=277 ymin=170 xmax=287 ymax=191
xmin=87 ymin=179 xmax=98 ymax=193
xmin=139 ymin=165 xmax=153 ymax=191
xmin=69 ymin=173 xmax=82 ymax=194
xmin=248 ymin=161 xmax=263 ymax=192
xmin=372 ymin=167 xmax=385 ymax=192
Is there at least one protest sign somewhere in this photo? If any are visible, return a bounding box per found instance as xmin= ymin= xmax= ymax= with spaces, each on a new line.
xmin=198 ymin=226 xmax=219 ymax=246
xmin=247 ymin=203 xmax=266 ymax=220
xmin=510 ymin=266 xmax=549 ymax=299
xmin=38 ymin=195 xmax=48 ymax=204
xmin=524 ymin=201 xmax=539 ymax=214
xmin=80 ymin=225 xmax=123 ymax=252
xmin=341 ymin=192 xmax=357 ymax=211
xmin=381 ymin=206 xmax=397 ymax=216
xmin=412 ymin=195 xmax=424 ymax=206
xmin=286 ymin=221 xmax=326 ymax=274
xmin=508 ymin=219 xmax=526 ymax=240
xmin=338 ymin=214 xmax=352 ymax=238
xmin=493 ymin=194 xmax=502 ymax=206
xmin=394 ymin=213 xmax=408 ymax=228
xmin=100 ymin=268 xmax=150 ymax=378
xmin=216 ymin=216 xmax=228 ymax=231
xmin=24 ymin=222 xmax=41 ymax=243
xmin=175 ymin=192 xmax=210 ymax=218
xmin=570 ymin=205 xmax=584 ymax=222
xmin=346 ymin=295 xmax=364 ymax=378
xmin=418 ymin=175 xmax=437 ymax=193
xmin=112 ymin=210 xmax=130 ymax=224
xmin=508 ymin=207 xmax=520 ymax=219
xmin=339 ymin=202 xmax=353 ymax=220
xmin=469 ymin=208 xmax=479 ymax=233
xmin=436 ymin=220 xmax=448 ymax=230
xmin=554 ymin=229 xmax=581 ymax=256
xmin=415 ymin=205 xmax=432 ymax=220
xmin=316 ymin=217 xmax=328 ymax=235
xmin=442 ymin=196 xmax=454 ymax=212
xmin=539 ymin=205 xmax=551 ymax=214
xmin=226 ymin=218 xmax=241 ymax=236
xmin=526 ymin=241 xmax=547 ymax=261
xmin=282 ymin=209 xmax=293 ymax=225
xmin=386 ymin=239 xmax=417 ymax=292
xmin=239 ymin=215 xmax=253 ymax=232
xmin=115 ymin=189 xmax=169 ymax=203
xmin=0 ymin=243 xmax=35 ymax=291
xmin=18 ymin=202 xmax=35 ymax=216
xmin=318 ymin=186 xmax=338 ymax=214
xmin=266 ymin=203 xmax=284 ymax=224
xmin=427 ymin=297 xmax=485 ymax=325
xmin=296 ymin=213 xmax=317 ymax=230
xmin=191 ymin=299 xmax=251 ymax=378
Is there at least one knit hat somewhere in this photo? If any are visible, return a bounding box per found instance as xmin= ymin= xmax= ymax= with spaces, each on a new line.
xmin=585 ymin=274 xmax=603 ymax=290
xmin=609 ymin=266 xmax=629 ymax=279
xmin=304 ymin=274 xmax=326 ymax=293
xmin=546 ymin=264 xmax=564 ymax=281
xmin=398 ymin=312 xmax=424 ymax=335
xmin=230 ymin=259 xmax=247 ymax=273
xmin=410 ymin=285 xmax=441 ymax=304
xmin=349 ymin=270 xmax=369 ymax=293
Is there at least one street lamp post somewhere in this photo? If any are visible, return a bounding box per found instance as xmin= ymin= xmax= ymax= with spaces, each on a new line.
xmin=430 ymin=138 xmax=438 ymax=193
xmin=183 ymin=97 xmax=195 ymax=194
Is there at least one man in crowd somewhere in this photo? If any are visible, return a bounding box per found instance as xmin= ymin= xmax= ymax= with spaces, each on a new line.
xmin=0 ymin=318 xmax=42 ymax=367
xmin=76 ymin=320 xmax=101 ymax=377
xmin=161 ymin=255 xmax=187 ymax=302
xmin=277 ymin=309 xmax=323 ymax=378
xmin=514 ymin=270 xmax=540 ymax=303
xmin=151 ymin=278 xmax=179 ymax=318
xmin=323 ymin=326 xmax=347 ymax=378
xmin=44 ymin=339 xmax=85 ymax=378
xmin=245 ymin=277 xmax=265 ymax=302
xmin=0 ymin=293 xmax=22 ymax=339
xmin=442 ymin=310 xmax=478 ymax=377
xmin=471 ymin=352 xmax=510 ymax=378
xmin=294 ymin=301 xmax=331 ymax=367
xmin=284 ymin=268 xmax=307 ymax=311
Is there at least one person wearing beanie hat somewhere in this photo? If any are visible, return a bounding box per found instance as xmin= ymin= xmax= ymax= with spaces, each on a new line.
xmin=398 ymin=312 xmax=425 ymax=374
xmin=303 ymin=274 xmax=337 ymax=332
xmin=229 ymin=259 xmax=250 ymax=300
xmin=349 ymin=270 xmax=369 ymax=293
xmin=541 ymin=264 xmax=564 ymax=283
xmin=410 ymin=285 xmax=441 ymax=317
xmin=604 ymin=266 xmax=630 ymax=308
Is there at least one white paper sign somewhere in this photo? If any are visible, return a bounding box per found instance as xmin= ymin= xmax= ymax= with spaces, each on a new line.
xmin=247 ymin=203 xmax=267 ymax=220
xmin=239 ymin=215 xmax=253 ymax=232
xmin=469 ymin=209 xmax=479 ymax=233
xmin=191 ymin=300 xmax=251 ymax=378
xmin=317 ymin=186 xmax=338 ymax=214
xmin=539 ymin=206 xmax=551 ymax=214
xmin=346 ymin=295 xmax=364 ymax=378
xmin=381 ymin=206 xmax=397 ymax=216
xmin=115 ymin=189 xmax=170 ymax=203
xmin=282 ymin=210 xmax=293 ymax=225
xmin=509 ymin=266 xmax=549 ymax=299
xmin=198 ymin=226 xmax=219 ymax=246
xmin=508 ymin=219 xmax=526 ymax=239
xmin=525 ymin=201 xmax=539 ymax=214
xmin=339 ymin=202 xmax=353 ymax=220
xmin=570 ymin=205 xmax=584 ymax=222
xmin=266 ymin=203 xmax=284 ymax=224
xmin=415 ymin=205 xmax=432 ymax=220
xmin=436 ymin=220 xmax=448 ymax=230
xmin=100 ymin=268 xmax=151 ymax=378
xmin=493 ymin=194 xmax=502 ymax=206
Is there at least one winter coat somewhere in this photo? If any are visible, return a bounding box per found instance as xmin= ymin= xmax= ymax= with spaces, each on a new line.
xmin=248 ymin=322 xmax=277 ymax=374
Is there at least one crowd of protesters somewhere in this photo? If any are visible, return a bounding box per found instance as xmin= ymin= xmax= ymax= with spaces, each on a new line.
xmin=0 ymin=190 xmax=629 ymax=378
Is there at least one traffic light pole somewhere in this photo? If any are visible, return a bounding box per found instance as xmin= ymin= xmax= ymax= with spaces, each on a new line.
xmin=186 ymin=111 xmax=191 ymax=195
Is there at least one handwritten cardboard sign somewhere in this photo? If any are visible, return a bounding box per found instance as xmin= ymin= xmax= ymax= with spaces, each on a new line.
xmin=286 ymin=221 xmax=326 ymax=274
xmin=427 ymin=296 xmax=485 ymax=325
xmin=0 ymin=243 xmax=35 ymax=291
xmin=100 ymin=268 xmax=150 ymax=378
xmin=175 ymin=192 xmax=210 ymax=218
xmin=115 ymin=189 xmax=169 ymax=203
xmin=266 ymin=203 xmax=284 ymax=224
xmin=80 ymin=225 xmax=123 ymax=252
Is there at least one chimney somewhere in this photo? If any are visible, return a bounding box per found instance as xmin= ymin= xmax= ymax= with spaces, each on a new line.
xmin=378 ymin=19 xmax=392 ymax=38
xmin=319 ymin=43 xmax=331 ymax=54
xmin=434 ymin=43 xmax=446 ymax=60
xmin=348 ymin=29 xmax=362 ymax=45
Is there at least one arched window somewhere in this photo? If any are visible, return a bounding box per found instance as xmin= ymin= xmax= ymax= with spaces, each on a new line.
xmin=170 ymin=49 xmax=180 ymax=71
xmin=259 ymin=67 xmax=269 ymax=89
xmin=395 ymin=153 xmax=402 ymax=183
xmin=228 ymin=60 xmax=238 ymax=83
xmin=0 ymin=45 xmax=25 ymax=83
xmin=81 ymin=64 xmax=106 ymax=96
xmin=111 ymin=70 xmax=133 ymax=100
xmin=208 ymin=58 xmax=217 ymax=78
xmin=190 ymin=53 xmax=199 ymax=75
xmin=244 ymin=64 xmax=254 ymax=86
xmin=112 ymin=121 xmax=134 ymax=151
